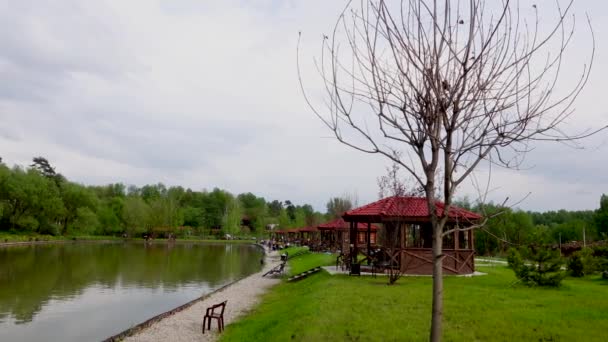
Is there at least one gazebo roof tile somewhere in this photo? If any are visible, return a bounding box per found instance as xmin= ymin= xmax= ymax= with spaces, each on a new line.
xmin=343 ymin=196 xmax=481 ymax=221
xmin=317 ymin=218 xmax=379 ymax=231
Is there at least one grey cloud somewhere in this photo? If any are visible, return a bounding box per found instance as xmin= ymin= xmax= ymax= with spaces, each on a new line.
xmin=0 ymin=1 xmax=133 ymax=102
xmin=32 ymin=110 xmax=265 ymax=171
xmin=0 ymin=125 xmax=21 ymax=142
xmin=522 ymin=137 xmax=608 ymax=186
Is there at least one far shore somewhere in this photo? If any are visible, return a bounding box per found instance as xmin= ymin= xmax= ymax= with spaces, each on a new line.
xmin=0 ymin=235 xmax=262 ymax=247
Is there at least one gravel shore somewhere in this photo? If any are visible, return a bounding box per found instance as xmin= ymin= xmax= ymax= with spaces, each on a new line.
xmin=124 ymin=248 xmax=282 ymax=342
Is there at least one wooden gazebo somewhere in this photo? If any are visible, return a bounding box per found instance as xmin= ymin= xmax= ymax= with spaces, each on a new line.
xmin=271 ymin=230 xmax=286 ymax=242
xmin=317 ymin=218 xmax=379 ymax=252
xmin=343 ymin=196 xmax=481 ymax=275
xmin=298 ymin=226 xmax=319 ymax=242
xmin=286 ymin=228 xmax=300 ymax=243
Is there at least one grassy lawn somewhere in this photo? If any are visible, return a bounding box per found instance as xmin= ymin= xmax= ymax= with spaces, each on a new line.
xmin=280 ymin=246 xmax=310 ymax=256
xmin=287 ymin=252 xmax=336 ymax=277
xmin=221 ymin=265 xmax=608 ymax=341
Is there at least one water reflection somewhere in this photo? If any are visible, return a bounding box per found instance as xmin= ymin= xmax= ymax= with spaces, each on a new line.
xmin=0 ymin=242 xmax=262 ymax=341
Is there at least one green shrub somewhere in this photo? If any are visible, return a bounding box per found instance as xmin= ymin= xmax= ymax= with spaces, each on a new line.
xmin=567 ymin=248 xmax=598 ymax=277
xmin=508 ymin=246 xmax=565 ymax=287
xmin=592 ymin=246 xmax=608 ymax=258
xmin=568 ymin=253 xmax=585 ymax=277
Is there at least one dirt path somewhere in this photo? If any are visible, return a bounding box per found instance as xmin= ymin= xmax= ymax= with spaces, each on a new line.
xmin=123 ymin=249 xmax=282 ymax=342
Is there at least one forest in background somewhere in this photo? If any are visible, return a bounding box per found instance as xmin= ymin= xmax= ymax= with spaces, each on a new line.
xmin=458 ymin=197 xmax=608 ymax=255
xmin=0 ymin=157 xmax=606 ymax=254
xmin=0 ymin=157 xmax=329 ymax=238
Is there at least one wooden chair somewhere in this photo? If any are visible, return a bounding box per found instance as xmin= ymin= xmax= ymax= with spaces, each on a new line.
xmin=202 ymin=300 xmax=227 ymax=334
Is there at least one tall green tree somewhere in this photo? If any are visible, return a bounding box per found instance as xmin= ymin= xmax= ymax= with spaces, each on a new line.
xmin=595 ymin=194 xmax=608 ymax=238
xmin=122 ymin=196 xmax=150 ymax=236
xmin=224 ymin=197 xmax=243 ymax=235
xmin=238 ymin=193 xmax=267 ymax=232
xmin=267 ymin=200 xmax=283 ymax=217
xmin=0 ymin=167 xmax=64 ymax=233
xmin=59 ymin=182 xmax=99 ymax=235
xmin=285 ymin=200 xmax=296 ymax=221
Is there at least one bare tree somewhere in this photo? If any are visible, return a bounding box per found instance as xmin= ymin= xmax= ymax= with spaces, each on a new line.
xmin=299 ymin=1 xmax=602 ymax=340
xmin=378 ymin=158 xmax=424 ymax=199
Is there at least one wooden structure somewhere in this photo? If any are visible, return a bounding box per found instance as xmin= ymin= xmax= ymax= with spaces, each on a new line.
xmin=317 ymin=218 xmax=379 ymax=252
xmin=286 ymin=228 xmax=299 ymax=243
xmin=298 ymin=226 xmax=320 ymax=243
xmin=271 ymin=230 xmax=286 ymax=242
xmin=343 ymin=196 xmax=481 ymax=275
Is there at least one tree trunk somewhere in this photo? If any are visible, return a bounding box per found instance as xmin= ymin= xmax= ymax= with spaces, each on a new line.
xmin=425 ymin=174 xmax=443 ymax=342
xmin=430 ymin=223 xmax=443 ymax=342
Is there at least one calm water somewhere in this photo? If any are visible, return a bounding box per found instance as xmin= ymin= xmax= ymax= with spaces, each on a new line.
xmin=0 ymin=242 xmax=263 ymax=342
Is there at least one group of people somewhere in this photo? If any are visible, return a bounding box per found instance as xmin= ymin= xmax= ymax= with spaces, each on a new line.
xmin=264 ymin=239 xmax=291 ymax=251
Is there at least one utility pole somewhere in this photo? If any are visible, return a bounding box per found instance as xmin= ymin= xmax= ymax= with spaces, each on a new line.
xmin=559 ymin=233 xmax=562 ymax=256
xmin=583 ymin=226 xmax=587 ymax=248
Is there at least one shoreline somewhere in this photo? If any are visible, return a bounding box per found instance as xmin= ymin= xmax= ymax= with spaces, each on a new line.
xmin=117 ymin=247 xmax=282 ymax=342
xmin=0 ymin=238 xmax=258 ymax=248
xmin=103 ymin=274 xmax=253 ymax=342
xmin=0 ymin=239 xmax=122 ymax=247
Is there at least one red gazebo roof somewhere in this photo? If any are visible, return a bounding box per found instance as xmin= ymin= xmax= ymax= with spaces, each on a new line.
xmin=317 ymin=218 xmax=379 ymax=231
xmin=343 ymin=196 xmax=481 ymax=222
xmin=298 ymin=226 xmax=318 ymax=233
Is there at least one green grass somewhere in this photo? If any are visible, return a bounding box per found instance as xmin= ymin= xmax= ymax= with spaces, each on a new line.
xmin=287 ymin=252 xmax=336 ymax=276
xmin=221 ymin=266 xmax=608 ymax=341
xmin=280 ymin=246 xmax=310 ymax=256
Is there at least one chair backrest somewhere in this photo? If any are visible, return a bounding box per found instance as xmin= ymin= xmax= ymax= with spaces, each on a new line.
xmin=212 ymin=300 xmax=227 ymax=315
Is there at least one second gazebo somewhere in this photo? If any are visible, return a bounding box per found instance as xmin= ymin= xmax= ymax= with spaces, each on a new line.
xmin=342 ymin=196 xmax=481 ymax=275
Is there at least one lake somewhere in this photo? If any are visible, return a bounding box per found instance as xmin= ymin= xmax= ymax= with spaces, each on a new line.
xmin=0 ymin=241 xmax=263 ymax=342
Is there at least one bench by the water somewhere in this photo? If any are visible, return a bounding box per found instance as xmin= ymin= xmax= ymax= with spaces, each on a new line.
xmin=263 ymin=261 xmax=286 ymax=277
xmin=287 ymin=267 xmax=322 ymax=282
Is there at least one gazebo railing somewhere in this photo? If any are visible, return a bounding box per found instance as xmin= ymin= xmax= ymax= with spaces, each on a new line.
xmin=349 ymin=247 xmax=475 ymax=275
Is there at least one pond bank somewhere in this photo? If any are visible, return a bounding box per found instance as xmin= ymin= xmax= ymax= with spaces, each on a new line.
xmin=0 ymin=238 xmax=256 ymax=248
xmin=0 ymin=239 xmax=121 ymax=247
xmin=117 ymin=248 xmax=282 ymax=342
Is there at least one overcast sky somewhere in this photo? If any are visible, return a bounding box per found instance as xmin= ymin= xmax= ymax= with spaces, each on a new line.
xmin=0 ymin=0 xmax=606 ymax=212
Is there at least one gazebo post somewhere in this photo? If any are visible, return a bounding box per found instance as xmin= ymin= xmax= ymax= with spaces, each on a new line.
xmin=400 ymin=223 xmax=406 ymax=273
xmin=454 ymin=225 xmax=460 ymax=269
xmin=468 ymin=229 xmax=475 ymax=250
xmin=350 ymin=221 xmax=357 ymax=263
xmin=470 ymin=229 xmax=475 ymax=271
xmin=367 ymin=222 xmax=371 ymax=265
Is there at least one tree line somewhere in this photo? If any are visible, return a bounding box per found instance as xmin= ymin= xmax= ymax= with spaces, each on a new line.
xmin=456 ymin=197 xmax=608 ymax=256
xmin=0 ymin=157 xmax=330 ymax=238
xmin=2 ymin=157 xmax=605 ymax=248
